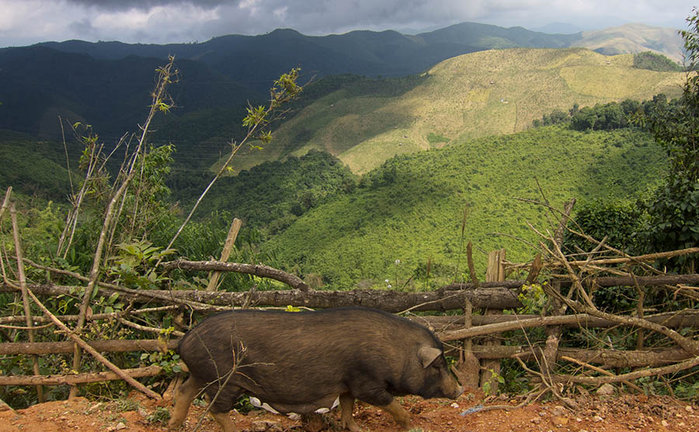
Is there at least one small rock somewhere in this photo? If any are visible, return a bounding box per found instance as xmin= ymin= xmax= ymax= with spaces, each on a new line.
xmin=576 ymin=417 xmax=583 ymax=422
xmin=115 ymin=422 xmax=127 ymax=430
xmin=531 ymin=417 xmax=541 ymax=424
xmin=596 ymin=383 xmax=615 ymax=396
xmin=552 ymin=405 xmax=566 ymax=416
xmin=686 ymin=406 xmax=694 ymax=413
xmin=661 ymin=420 xmax=669 ymax=427
xmin=450 ymin=402 xmax=459 ymax=409
xmin=252 ymin=420 xmax=282 ymax=432
xmin=553 ymin=416 xmax=569 ymax=427
xmin=593 ymin=415 xmax=604 ymax=423
xmin=560 ymin=397 xmax=578 ymax=409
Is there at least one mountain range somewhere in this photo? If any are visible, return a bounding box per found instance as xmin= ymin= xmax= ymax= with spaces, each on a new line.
xmin=0 ymin=21 xmax=683 ymax=140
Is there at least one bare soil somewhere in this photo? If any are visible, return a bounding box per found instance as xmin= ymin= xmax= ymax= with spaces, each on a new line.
xmin=0 ymin=391 xmax=696 ymax=432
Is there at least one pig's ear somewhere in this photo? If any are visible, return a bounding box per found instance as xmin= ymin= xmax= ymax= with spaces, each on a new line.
xmin=418 ymin=346 xmax=442 ymax=368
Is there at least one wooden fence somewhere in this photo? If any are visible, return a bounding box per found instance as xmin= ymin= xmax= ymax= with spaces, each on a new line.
xmin=1 ymin=247 xmax=697 ymax=402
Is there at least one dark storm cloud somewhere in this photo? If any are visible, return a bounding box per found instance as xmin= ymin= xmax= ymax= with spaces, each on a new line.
xmin=0 ymin=0 xmax=696 ymax=47
xmin=66 ymin=0 xmax=231 ymax=10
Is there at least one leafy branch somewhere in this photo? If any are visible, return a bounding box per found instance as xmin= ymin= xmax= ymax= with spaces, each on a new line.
xmin=163 ymin=68 xmax=302 ymax=253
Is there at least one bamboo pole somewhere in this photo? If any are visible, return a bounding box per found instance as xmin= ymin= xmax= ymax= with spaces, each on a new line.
xmin=10 ymin=203 xmax=44 ymax=402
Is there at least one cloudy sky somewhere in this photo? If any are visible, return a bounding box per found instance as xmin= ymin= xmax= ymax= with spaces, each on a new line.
xmin=0 ymin=0 xmax=696 ymax=47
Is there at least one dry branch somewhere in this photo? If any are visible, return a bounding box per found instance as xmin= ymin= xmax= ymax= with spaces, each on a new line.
xmin=551 ymin=296 xmax=699 ymax=356
xmin=554 ymin=355 xmax=699 ymax=386
xmin=507 ymin=247 xmax=698 ymax=271
xmin=117 ymin=317 xmax=185 ymax=337
xmin=69 ymin=59 xmax=178 ymax=392
xmin=438 ymin=310 xmax=699 ymax=342
xmin=559 ymin=355 xmax=644 ymax=393
xmin=162 ymin=259 xmax=309 ymax=291
xmin=0 ymin=366 xmax=163 ymax=386
xmin=0 ymin=187 xmax=11 ymax=222
xmin=587 ymin=273 xmax=699 ymax=288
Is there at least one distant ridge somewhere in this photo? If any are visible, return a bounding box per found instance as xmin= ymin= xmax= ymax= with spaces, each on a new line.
xmin=574 ymin=23 xmax=685 ymax=63
xmin=532 ymin=22 xmax=583 ymax=34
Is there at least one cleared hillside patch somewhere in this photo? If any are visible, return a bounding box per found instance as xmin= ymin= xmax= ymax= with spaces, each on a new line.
xmin=230 ymin=48 xmax=684 ymax=174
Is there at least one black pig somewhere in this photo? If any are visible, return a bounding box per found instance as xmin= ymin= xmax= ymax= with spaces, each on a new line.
xmin=168 ymin=307 xmax=463 ymax=431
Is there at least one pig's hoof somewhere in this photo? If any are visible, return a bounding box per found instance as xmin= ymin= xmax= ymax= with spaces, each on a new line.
xmin=341 ymin=419 xmax=362 ymax=432
xmin=167 ymin=419 xmax=182 ymax=430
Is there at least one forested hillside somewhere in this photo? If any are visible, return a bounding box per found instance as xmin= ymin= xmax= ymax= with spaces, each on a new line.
xmin=264 ymin=125 xmax=667 ymax=289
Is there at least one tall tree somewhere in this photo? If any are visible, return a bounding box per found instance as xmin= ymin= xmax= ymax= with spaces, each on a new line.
xmin=644 ymin=8 xmax=699 ymax=271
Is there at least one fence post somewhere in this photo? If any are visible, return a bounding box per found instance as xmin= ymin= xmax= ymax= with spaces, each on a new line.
xmin=206 ymin=218 xmax=243 ymax=291
xmin=480 ymin=249 xmax=506 ymax=393
xmin=456 ymin=297 xmax=480 ymax=388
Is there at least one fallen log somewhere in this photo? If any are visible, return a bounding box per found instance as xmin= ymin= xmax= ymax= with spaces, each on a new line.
xmin=1 ymin=283 xmax=523 ymax=312
xmin=0 ymin=339 xmax=178 ymax=356
xmin=0 ymin=366 xmax=163 ymax=386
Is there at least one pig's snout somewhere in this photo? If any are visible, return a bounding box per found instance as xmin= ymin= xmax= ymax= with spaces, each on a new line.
xmin=450 ymin=384 xmax=465 ymax=399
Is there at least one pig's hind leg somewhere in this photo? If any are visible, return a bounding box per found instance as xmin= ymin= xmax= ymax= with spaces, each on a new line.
xmin=378 ymin=399 xmax=411 ymax=430
xmin=208 ymin=384 xmax=244 ymax=432
xmin=168 ymin=375 xmax=204 ymax=429
xmin=339 ymin=392 xmax=362 ymax=432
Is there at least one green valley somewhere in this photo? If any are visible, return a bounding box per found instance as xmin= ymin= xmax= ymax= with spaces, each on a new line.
xmin=263 ymin=125 xmax=667 ymax=289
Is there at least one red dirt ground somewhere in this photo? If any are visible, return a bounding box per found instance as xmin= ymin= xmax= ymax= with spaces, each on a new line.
xmin=0 ymin=391 xmax=696 ymax=432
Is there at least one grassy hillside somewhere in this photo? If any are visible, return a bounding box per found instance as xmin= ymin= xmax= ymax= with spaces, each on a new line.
xmin=264 ymin=125 xmax=667 ymax=289
xmin=230 ymin=48 xmax=684 ymax=174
